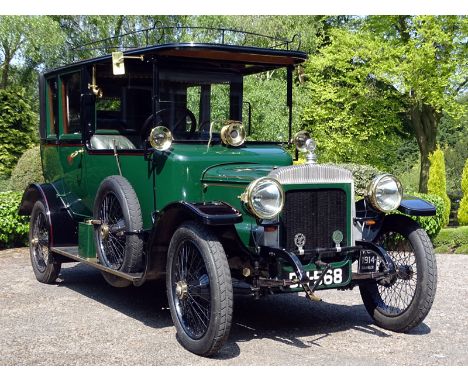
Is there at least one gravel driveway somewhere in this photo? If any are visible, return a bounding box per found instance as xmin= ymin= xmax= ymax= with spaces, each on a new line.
xmin=0 ymin=248 xmax=466 ymax=366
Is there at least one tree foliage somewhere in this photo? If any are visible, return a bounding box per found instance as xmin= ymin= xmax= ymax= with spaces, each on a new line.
xmin=364 ymin=16 xmax=468 ymax=191
xmin=302 ymin=16 xmax=467 ymax=189
xmin=0 ymin=16 xmax=64 ymax=88
xmin=0 ymin=87 xmax=37 ymax=178
xmin=302 ymin=28 xmax=410 ymax=170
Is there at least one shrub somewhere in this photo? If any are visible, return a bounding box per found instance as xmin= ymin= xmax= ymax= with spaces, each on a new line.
xmin=427 ymin=147 xmax=451 ymax=227
xmin=433 ymin=226 xmax=468 ymax=254
xmin=458 ymin=159 xmax=468 ymax=225
xmin=0 ymin=87 xmax=37 ymax=178
xmin=328 ymin=163 xmax=381 ymax=199
xmin=404 ymin=193 xmax=445 ymax=239
xmin=0 ymin=191 xmax=29 ymax=248
xmin=9 ymin=146 xmax=44 ymax=192
xmin=0 ymin=175 xmax=11 ymax=191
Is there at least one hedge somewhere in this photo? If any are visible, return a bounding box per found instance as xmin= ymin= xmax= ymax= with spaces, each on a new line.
xmin=0 ymin=87 xmax=37 ymax=178
xmin=0 ymin=191 xmax=29 ymax=249
xmin=458 ymin=158 xmax=468 ymax=225
xmin=9 ymin=145 xmax=44 ymax=192
xmin=433 ymin=226 xmax=468 ymax=254
xmin=404 ymin=193 xmax=445 ymax=239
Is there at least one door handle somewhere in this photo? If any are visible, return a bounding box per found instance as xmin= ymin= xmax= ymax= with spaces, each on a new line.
xmin=67 ymin=148 xmax=84 ymax=165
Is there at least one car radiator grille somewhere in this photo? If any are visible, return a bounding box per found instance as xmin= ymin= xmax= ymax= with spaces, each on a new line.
xmin=281 ymin=189 xmax=348 ymax=251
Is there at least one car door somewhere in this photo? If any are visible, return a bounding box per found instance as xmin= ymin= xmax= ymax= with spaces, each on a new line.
xmin=55 ymin=70 xmax=89 ymax=217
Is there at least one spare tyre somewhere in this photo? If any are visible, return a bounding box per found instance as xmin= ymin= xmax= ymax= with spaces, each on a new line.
xmin=93 ymin=175 xmax=144 ymax=274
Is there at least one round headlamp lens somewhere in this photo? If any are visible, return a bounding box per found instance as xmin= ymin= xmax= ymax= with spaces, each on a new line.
xmin=293 ymin=131 xmax=311 ymax=153
xmin=149 ymin=125 xmax=173 ymax=151
xmin=367 ymin=174 xmax=403 ymax=212
xmin=245 ymin=178 xmax=284 ymax=219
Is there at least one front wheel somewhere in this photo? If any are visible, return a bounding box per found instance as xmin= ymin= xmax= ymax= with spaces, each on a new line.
xmin=359 ymin=215 xmax=437 ymax=332
xmin=166 ymin=222 xmax=233 ymax=356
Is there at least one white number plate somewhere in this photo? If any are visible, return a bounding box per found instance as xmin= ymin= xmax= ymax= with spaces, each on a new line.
xmin=288 ymin=268 xmax=344 ymax=289
xmin=358 ymin=251 xmax=378 ymax=273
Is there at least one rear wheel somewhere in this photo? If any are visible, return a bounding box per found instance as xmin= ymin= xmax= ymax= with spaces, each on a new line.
xmin=29 ymin=200 xmax=61 ymax=284
xmin=359 ymin=215 xmax=437 ymax=332
xmin=166 ymin=222 xmax=233 ymax=356
xmin=94 ymin=176 xmax=144 ymax=284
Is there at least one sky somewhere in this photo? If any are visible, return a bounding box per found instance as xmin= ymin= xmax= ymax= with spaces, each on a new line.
xmin=0 ymin=0 xmax=466 ymax=15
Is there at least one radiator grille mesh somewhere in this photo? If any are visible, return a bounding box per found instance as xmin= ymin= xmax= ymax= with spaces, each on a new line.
xmin=281 ymin=189 xmax=348 ymax=251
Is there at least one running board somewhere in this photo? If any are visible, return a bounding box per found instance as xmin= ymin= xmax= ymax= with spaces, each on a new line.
xmin=51 ymin=246 xmax=144 ymax=282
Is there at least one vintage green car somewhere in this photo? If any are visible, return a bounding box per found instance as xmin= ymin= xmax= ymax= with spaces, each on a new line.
xmin=19 ymin=27 xmax=437 ymax=356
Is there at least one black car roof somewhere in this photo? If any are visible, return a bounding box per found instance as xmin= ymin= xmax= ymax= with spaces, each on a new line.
xmin=46 ymin=43 xmax=308 ymax=76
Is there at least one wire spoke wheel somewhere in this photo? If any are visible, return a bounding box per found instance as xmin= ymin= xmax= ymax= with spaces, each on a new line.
xmin=166 ymin=222 xmax=233 ymax=357
xmin=375 ymin=232 xmax=418 ymax=315
xmin=172 ymin=240 xmax=211 ymax=340
xmin=359 ymin=215 xmax=437 ymax=333
xmin=97 ymin=192 xmax=127 ymax=270
xmin=31 ymin=210 xmax=50 ymax=273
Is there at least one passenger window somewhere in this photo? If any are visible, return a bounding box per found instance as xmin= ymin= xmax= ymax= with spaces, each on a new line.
xmin=60 ymin=72 xmax=81 ymax=136
xmin=46 ymin=78 xmax=58 ymax=137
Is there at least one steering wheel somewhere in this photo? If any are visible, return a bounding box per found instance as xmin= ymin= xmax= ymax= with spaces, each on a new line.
xmin=141 ymin=107 xmax=197 ymax=140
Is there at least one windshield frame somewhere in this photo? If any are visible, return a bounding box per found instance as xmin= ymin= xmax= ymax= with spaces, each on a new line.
xmin=152 ymin=58 xmax=293 ymax=145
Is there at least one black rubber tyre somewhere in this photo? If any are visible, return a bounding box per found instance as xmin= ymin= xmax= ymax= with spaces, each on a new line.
xmin=359 ymin=215 xmax=437 ymax=332
xmin=29 ymin=200 xmax=61 ymax=284
xmin=94 ymin=176 xmax=144 ymax=277
xmin=166 ymin=221 xmax=233 ymax=357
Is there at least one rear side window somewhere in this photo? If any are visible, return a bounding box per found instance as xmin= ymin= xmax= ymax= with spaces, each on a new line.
xmin=46 ymin=78 xmax=58 ymax=138
xmin=60 ymin=72 xmax=81 ymax=137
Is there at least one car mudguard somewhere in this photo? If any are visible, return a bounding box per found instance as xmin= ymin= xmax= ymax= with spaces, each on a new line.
xmin=356 ymin=196 xmax=436 ymax=242
xmin=144 ymin=201 xmax=243 ymax=280
xmin=18 ymin=183 xmax=78 ymax=247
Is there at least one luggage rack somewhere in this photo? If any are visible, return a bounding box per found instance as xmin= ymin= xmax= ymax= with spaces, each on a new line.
xmin=68 ymin=23 xmax=302 ymax=61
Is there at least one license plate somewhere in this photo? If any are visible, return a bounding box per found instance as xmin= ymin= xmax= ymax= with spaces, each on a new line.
xmin=358 ymin=251 xmax=378 ymax=273
xmin=288 ymin=266 xmax=346 ymax=289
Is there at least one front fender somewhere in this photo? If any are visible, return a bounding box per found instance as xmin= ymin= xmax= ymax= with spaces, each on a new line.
xmin=356 ymin=195 xmax=434 ymax=242
xmin=145 ymin=201 xmax=243 ymax=280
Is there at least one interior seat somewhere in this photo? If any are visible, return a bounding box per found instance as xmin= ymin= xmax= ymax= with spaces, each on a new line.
xmin=89 ymin=129 xmax=136 ymax=150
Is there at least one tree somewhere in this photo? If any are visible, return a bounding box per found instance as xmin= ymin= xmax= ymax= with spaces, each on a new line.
xmin=301 ymin=28 xmax=411 ymax=170
xmin=364 ymin=16 xmax=468 ymax=192
xmin=0 ymin=16 xmax=64 ymax=89
xmin=302 ymin=16 xmax=467 ymax=189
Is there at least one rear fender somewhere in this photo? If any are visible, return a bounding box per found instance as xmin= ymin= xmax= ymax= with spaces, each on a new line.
xmin=18 ymin=183 xmax=78 ymax=247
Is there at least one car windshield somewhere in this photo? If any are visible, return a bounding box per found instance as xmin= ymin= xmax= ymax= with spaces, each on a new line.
xmin=157 ymin=66 xmax=290 ymax=143
xmin=157 ymin=69 xmax=241 ymax=141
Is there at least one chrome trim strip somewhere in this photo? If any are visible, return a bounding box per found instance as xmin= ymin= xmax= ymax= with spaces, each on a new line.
xmin=268 ymin=164 xmax=353 ymax=184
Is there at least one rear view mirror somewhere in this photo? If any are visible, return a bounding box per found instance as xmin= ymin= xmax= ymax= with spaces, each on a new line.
xmin=112 ymin=52 xmax=125 ymax=75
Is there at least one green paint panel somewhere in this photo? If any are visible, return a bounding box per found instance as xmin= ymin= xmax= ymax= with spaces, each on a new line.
xmin=152 ymin=143 xmax=292 ymax=211
xmin=78 ymin=222 xmax=96 ymax=258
